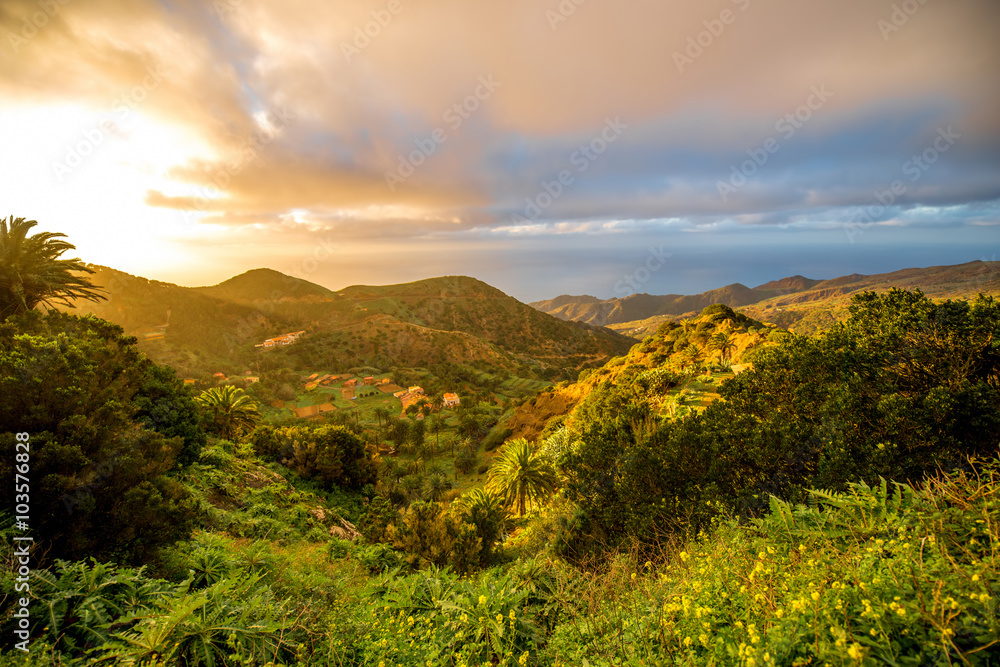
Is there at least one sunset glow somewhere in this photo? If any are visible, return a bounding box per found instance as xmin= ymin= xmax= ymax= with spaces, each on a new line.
xmin=1 ymin=0 xmax=998 ymax=298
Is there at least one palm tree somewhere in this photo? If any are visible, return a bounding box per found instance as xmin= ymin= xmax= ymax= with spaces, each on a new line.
xmin=709 ymin=331 xmax=737 ymax=363
xmin=486 ymin=438 xmax=559 ymax=517
xmin=195 ymin=385 xmax=262 ymax=441
xmin=422 ymin=471 xmax=452 ymax=502
xmin=0 ymin=216 xmax=106 ymax=318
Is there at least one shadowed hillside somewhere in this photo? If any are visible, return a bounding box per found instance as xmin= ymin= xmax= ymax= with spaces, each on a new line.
xmin=536 ymin=261 xmax=1000 ymax=338
xmin=62 ymin=268 xmax=634 ymax=380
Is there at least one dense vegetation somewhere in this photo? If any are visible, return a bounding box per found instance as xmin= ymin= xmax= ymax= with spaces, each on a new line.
xmin=2 ymin=244 xmax=999 ymax=666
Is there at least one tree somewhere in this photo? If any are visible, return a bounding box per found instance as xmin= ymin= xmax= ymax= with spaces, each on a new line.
xmin=373 ymin=406 xmax=391 ymax=431
xmin=428 ymin=415 xmax=445 ymax=449
xmin=456 ymin=489 xmax=508 ymax=566
xmin=195 ymin=385 xmax=261 ymax=441
xmin=0 ymin=216 xmax=106 ymax=318
xmin=0 ymin=312 xmax=196 ymax=565
xmin=486 ymin=438 xmax=559 ymax=517
xmin=709 ymin=331 xmax=737 ymax=363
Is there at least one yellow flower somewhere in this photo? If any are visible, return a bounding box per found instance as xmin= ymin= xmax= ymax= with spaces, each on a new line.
xmin=478 ymin=595 xmax=487 ymax=606
xmin=519 ymin=652 xmax=529 ymax=666
xmin=811 ymin=591 xmax=820 ymax=601
xmin=631 ymin=572 xmax=637 ymax=580
xmin=509 ymin=609 xmax=516 ymax=619
xmin=684 ymin=636 xmax=692 ymax=647
xmin=848 ymin=643 xmax=864 ymax=661
xmin=972 ymin=574 xmax=980 ymax=582
xmin=680 ymin=551 xmax=689 ymax=562
xmin=496 ymin=614 xmax=503 ymax=623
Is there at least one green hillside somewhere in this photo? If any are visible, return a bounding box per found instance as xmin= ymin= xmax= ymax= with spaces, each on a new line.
xmin=61 ymin=268 xmax=634 ymax=380
xmin=503 ymin=303 xmax=779 ymax=442
xmin=339 ymin=276 xmax=633 ymax=367
xmin=536 ymin=261 xmax=1000 ymax=337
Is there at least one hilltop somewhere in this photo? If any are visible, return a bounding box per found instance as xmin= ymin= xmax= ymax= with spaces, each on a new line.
xmin=532 ymin=282 xmax=777 ymax=328
xmin=61 ymin=267 xmax=634 ymax=380
xmin=502 ymin=304 xmax=780 ymax=442
xmin=534 ymin=260 xmax=1000 ymax=337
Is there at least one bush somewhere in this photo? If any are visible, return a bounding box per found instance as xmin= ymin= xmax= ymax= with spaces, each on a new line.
xmin=388 ymin=501 xmax=482 ymax=574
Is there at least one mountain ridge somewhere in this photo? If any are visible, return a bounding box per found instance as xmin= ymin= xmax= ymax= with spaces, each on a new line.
xmin=532 ymin=261 xmax=1000 ymax=335
xmin=62 ymin=266 xmax=634 ymax=379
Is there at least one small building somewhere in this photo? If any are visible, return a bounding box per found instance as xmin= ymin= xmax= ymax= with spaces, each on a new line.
xmin=393 ymin=390 xmax=408 ymax=399
xmin=307 ymin=373 xmax=319 ymax=381
xmin=344 ymin=378 xmax=359 ymax=388
xmin=213 ymin=372 xmax=226 ymax=378
xmin=318 ymin=403 xmax=336 ymax=414
xmin=244 ymin=376 xmax=260 ymax=384
xmin=443 ymin=392 xmax=460 ymax=408
xmin=183 ymin=378 xmax=196 ymax=386
xmin=292 ymin=405 xmax=320 ymax=419
xmin=408 ymin=386 xmax=425 ymax=396
xmin=363 ymin=376 xmax=376 ymax=385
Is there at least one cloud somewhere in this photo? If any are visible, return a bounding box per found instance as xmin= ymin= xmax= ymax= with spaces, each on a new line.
xmin=1 ymin=0 xmax=998 ymax=295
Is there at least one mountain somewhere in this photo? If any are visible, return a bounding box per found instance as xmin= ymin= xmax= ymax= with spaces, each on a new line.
xmin=738 ymin=261 xmax=1000 ymax=334
xmin=195 ymin=268 xmax=342 ymax=304
xmin=502 ymin=304 xmax=778 ymax=442
xmin=533 ymin=261 xmax=1000 ymax=337
xmin=61 ymin=267 xmax=634 ymax=379
xmin=531 ymin=283 xmax=766 ymax=327
xmin=753 ymin=275 xmax=821 ymax=294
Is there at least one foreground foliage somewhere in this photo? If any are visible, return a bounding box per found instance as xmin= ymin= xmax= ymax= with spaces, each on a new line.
xmin=3 ymin=459 xmax=997 ymax=665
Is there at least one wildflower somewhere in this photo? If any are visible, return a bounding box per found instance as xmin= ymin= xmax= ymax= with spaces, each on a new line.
xmin=972 ymin=574 xmax=980 ymax=582
xmin=509 ymin=609 xmax=516 ymax=620
xmin=478 ymin=595 xmax=487 ymax=606
xmin=684 ymin=636 xmax=693 ymax=647
xmin=631 ymin=573 xmax=637 ymax=580
xmin=848 ymin=643 xmax=864 ymax=661
xmin=496 ymin=614 xmax=503 ymax=623
xmin=680 ymin=551 xmax=689 ymax=562
xmin=811 ymin=591 xmax=820 ymax=601
xmin=519 ymin=653 xmax=529 ymax=666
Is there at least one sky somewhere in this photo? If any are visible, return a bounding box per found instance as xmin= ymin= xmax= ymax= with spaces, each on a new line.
xmin=1 ymin=0 xmax=998 ymax=302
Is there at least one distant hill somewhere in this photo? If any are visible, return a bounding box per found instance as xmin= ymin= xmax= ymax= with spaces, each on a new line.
xmin=532 ymin=283 xmax=771 ymax=328
xmin=336 ymin=276 xmax=633 ymax=367
xmin=61 ymin=268 xmax=634 ymax=379
xmin=502 ymin=304 xmax=779 ymax=442
xmin=533 ymin=261 xmax=1000 ymax=337
xmin=738 ymin=261 xmax=1000 ymax=334
xmin=753 ymin=275 xmax=821 ymax=294
xmin=195 ymin=268 xmax=342 ymax=304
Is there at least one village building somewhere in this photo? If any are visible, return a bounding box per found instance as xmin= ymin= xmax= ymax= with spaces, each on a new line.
xmin=443 ymin=392 xmax=460 ymax=408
